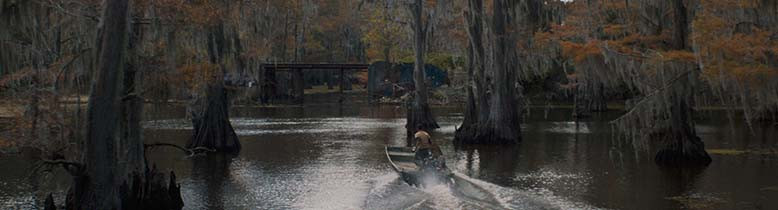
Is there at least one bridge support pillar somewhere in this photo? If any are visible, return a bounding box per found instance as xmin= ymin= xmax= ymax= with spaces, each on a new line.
xmin=292 ymin=68 xmax=304 ymax=104
xmin=339 ymin=68 xmax=345 ymax=103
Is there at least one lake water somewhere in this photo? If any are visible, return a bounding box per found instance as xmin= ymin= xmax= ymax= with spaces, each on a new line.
xmin=1 ymin=103 xmax=777 ymax=209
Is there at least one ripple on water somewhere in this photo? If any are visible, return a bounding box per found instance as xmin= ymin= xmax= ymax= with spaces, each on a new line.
xmin=510 ymin=168 xmax=598 ymax=209
xmin=544 ymin=122 xmax=591 ymax=134
xmin=143 ymin=117 xmax=406 ymax=137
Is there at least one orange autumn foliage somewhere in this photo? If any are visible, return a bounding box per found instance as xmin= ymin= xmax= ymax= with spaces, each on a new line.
xmin=177 ymin=62 xmax=221 ymax=92
xmin=699 ymin=0 xmax=760 ymax=9
xmin=561 ymin=41 xmax=602 ymax=63
xmin=603 ymin=24 xmax=628 ymax=37
xmin=694 ymin=0 xmax=778 ymax=88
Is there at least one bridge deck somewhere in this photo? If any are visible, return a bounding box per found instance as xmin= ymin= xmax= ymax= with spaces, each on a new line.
xmin=260 ymin=63 xmax=369 ymax=71
xmin=258 ymin=63 xmax=370 ymax=104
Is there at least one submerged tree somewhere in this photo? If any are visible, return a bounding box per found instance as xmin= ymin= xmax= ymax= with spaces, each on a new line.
xmin=608 ymin=54 xmax=712 ymax=165
xmin=188 ymin=77 xmax=241 ymax=153
xmin=455 ymin=0 xmax=523 ymax=144
xmin=479 ymin=0 xmax=522 ymax=144
xmin=185 ymin=1 xmax=241 ymax=153
xmin=456 ymin=0 xmax=488 ymax=142
xmin=548 ymin=0 xmax=713 ymax=165
xmin=530 ymin=0 xmax=777 ymax=166
xmin=405 ymin=0 xmax=439 ymax=144
xmin=70 ymin=0 xmax=132 ymax=206
xmin=652 ymin=0 xmax=711 ymax=165
xmin=0 ymin=0 xmax=188 ymax=208
xmin=52 ymin=0 xmax=184 ymax=208
xmin=693 ymin=0 xmax=778 ymax=124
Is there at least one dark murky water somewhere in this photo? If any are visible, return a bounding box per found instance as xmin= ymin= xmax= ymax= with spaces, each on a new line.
xmin=1 ymin=103 xmax=777 ymax=209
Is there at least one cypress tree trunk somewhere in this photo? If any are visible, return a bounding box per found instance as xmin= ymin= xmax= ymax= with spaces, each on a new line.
xmin=460 ymin=46 xmax=478 ymax=128
xmin=653 ymin=75 xmax=711 ymax=166
xmin=457 ymin=0 xmax=521 ymax=144
xmin=187 ymin=21 xmax=241 ymax=153
xmin=481 ymin=0 xmax=521 ymax=144
xmin=118 ymin=46 xmax=144 ymax=181
xmin=671 ymin=0 xmax=688 ymax=50
xmin=455 ymin=0 xmax=488 ymax=142
xmin=65 ymin=1 xmax=184 ymax=209
xmin=70 ymin=0 xmax=131 ymax=208
xmin=593 ymin=84 xmax=608 ymax=111
xmin=188 ymin=82 xmax=241 ymax=153
xmin=120 ymin=12 xmax=183 ymax=210
xmin=405 ymin=0 xmax=439 ymax=145
xmin=653 ymin=1 xmax=710 ymax=166
xmin=573 ymin=82 xmax=608 ymax=118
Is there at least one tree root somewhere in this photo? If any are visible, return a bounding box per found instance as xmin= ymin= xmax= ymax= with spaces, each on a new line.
xmin=41 ymin=163 xmax=184 ymax=209
xmin=454 ymin=121 xmax=519 ymax=144
xmin=39 ymin=144 xmax=188 ymax=209
xmin=118 ymin=167 xmax=184 ymax=210
xmin=187 ymin=84 xmax=241 ymax=153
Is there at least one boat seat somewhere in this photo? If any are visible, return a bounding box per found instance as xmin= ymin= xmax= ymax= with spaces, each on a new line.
xmin=394 ymin=162 xmax=419 ymax=171
xmin=387 ymin=151 xmax=415 ymax=157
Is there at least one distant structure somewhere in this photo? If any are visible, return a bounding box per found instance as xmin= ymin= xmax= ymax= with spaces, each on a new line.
xmin=257 ymin=63 xmax=369 ymax=104
xmin=367 ymin=61 xmax=450 ymax=101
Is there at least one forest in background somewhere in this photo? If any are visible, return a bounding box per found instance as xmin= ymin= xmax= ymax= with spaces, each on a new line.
xmin=2 ymin=0 xmax=773 ymax=113
xmin=0 ymin=0 xmax=777 ymax=209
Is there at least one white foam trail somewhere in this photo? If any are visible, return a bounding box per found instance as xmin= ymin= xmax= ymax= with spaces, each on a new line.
xmin=365 ymin=173 xmax=400 ymax=198
xmin=422 ymin=184 xmax=462 ymax=209
xmin=363 ymin=173 xmax=429 ymax=209
xmin=452 ymin=172 xmax=512 ymax=209
xmin=452 ymin=172 xmax=603 ymax=210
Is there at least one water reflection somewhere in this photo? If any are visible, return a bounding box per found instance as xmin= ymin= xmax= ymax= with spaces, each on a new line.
xmin=190 ymin=155 xmax=234 ymax=209
xmin=453 ymin=145 xmax=523 ymax=186
xmin=0 ymin=104 xmax=776 ymax=209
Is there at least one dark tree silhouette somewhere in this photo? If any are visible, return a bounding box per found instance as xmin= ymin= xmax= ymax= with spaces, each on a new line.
xmin=187 ymin=21 xmax=241 ymax=153
xmin=65 ymin=0 xmax=183 ymax=209
xmin=456 ymin=0 xmax=522 ymax=145
xmin=405 ymin=0 xmax=439 ymax=145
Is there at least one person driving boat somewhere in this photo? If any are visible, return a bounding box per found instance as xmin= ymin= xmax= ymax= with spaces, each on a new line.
xmin=413 ymin=124 xmax=444 ymax=170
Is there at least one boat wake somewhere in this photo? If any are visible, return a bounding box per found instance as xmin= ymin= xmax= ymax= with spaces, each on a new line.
xmin=363 ymin=172 xmax=597 ymax=210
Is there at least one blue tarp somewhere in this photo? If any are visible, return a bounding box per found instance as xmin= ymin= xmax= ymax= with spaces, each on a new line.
xmin=397 ymin=63 xmax=448 ymax=88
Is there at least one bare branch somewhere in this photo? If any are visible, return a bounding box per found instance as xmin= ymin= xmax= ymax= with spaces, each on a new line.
xmin=144 ymin=142 xmax=215 ymax=156
xmin=36 ymin=0 xmax=100 ymax=22
xmin=54 ymin=48 xmax=93 ymax=87
xmin=610 ymin=69 xmax=693 ymax=124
